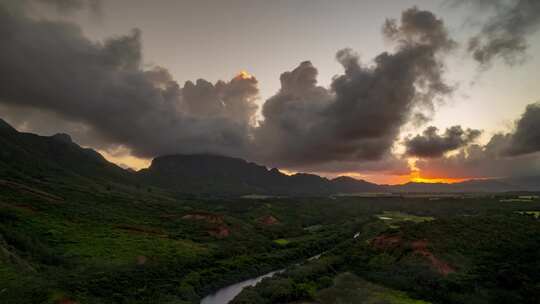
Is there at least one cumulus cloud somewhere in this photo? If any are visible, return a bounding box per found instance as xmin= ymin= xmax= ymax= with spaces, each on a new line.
xmin=0 ymin=2 xmax=258 ymax=158
xmin=405 ymin=126 xmax=482 ymax=158
xmin=1 ymin=0 xmax=101 ymax=18
xmin=415 ymin=102 xmax=540 ymax=178
xmin=416 ymin=135 xmax=540 ymax=179
xmin=452 ymin=0 xmax=540 ymax=66
xmin=37 ymin=0 xmax=101 ymax=14
xmin=0 ymin=4 xmax=459 ymax=177
xmin=254 ymin=7 xmax=455 ymax=171
xmin=506 ymin=102 xmax=540 ymax=156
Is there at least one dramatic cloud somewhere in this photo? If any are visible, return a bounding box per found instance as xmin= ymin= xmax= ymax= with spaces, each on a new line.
xmin=0 ymin=2 xmax=258 ymax=158
xmin=506 ymin=102 xmax=540 ymax=156
xmin=37 ymin=0 xmax=101 ymax=14
xmin=405 ymin=126 xmax=482 ymax=158
xmin=416 ymin=135 xmax=540 ymax=179
xmin=453 ymin=0 xmax=540 ymax=66
xmin=254 ymin=7 xmax=455 ymax=171
xmin=415 ymin=103 xmax=540 ymax=178
xmin=0 ymin=3 xmax=460 ymax=177
xmin=1 ymin=0 xmax=101 ymax=17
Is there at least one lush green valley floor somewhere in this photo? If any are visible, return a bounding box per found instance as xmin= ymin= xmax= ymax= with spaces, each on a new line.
xmin=1 ymin=173 xmax=539 ymax=304
xmin=232 ymin=199 xmax=540 ymax=304
xmin=0 ymin=176 xmax=358 ymax=303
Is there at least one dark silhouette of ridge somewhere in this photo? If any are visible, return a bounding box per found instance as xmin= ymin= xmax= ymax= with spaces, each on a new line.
xmin=138 ymin=154 xmax=381 ymax=195
xmin=0 ymin=118 xmax=538 ymax=195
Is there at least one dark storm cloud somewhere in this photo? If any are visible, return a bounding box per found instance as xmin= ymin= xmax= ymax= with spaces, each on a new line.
xmin=182 ymin=76 xmax=258 ymax=126
xmin=0 ymin=3 xmax=258 ymax=158
xmin=415 ymin=134 xmax=540 ymax=178
xmin=254 ymin=7 xmax=455 ymax=170
xmin=37 ymin=0 xmax=101 ymax=14
xmin=0 ymin=3 xmax=460 ymax=176
xmin=411 ymin=112 xmax=431 ymax=128
xmin=505 ymin=102 xmax=540 ymax=156
xmin=404 ymin=126 xmax=482 ymax=158
xmin=452 ymin=0 xmax=540 ymax=66
xmin=415 ymin=103 xmax=540 ymax=178
xmin=288 ymin=154 xmax=412 ymax=177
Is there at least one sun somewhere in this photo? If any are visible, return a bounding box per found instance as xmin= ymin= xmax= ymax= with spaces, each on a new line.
xmin=236 ymin=70 xmax=254 ymax=80
xmin=409 ymin=171 xmax=469 ymax=184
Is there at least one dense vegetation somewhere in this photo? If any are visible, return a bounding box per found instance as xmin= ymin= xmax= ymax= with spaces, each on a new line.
xmin=1 ymin=119 xmax=540 ymax=303
xmin=2 ymin=176 xmax=539 ymax=304
xmin=0 ymin=181 xmax=359 ymax=303
xmin=233 ymin=202 xmax=540 ymax=304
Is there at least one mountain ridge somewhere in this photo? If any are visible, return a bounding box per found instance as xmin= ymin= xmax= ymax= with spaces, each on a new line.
xmin=0 ymin=118 xmax=538 ymax=195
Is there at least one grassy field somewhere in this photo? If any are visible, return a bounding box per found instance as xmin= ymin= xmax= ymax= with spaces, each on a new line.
xmin=273 ymin=239 xmax=291 ymax=246
xmin=376 ymin=211 xmax=434 ymax=228
xmin=317 ymin=273 xmax=431 ymax=304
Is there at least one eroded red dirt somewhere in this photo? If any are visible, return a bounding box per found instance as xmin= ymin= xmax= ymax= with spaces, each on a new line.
xmin=371 ymin=234 xmax=455 ymax=276
xmin=57 ymin=297 xmax=79 ymax=304
xmin=182 ymin=212 xmax=224 ymax=224
xmin=258 ymin=215 xmax=279 ymax=225
xmin=371 ymin=234 xmax=403 ymax=250
xmin=411 ymin=240 xmax=455 ymax=275
xmin=136 ymin=255 xmax=148 ymax=265
xmin=208 ymin=225 xmax=231 ymax=238
xmin=115 ymin=224 xmax=168 ymax=238
xmin=180 ymin=212 xmax=231 ymax=238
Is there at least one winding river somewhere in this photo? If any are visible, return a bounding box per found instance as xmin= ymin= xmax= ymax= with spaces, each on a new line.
xmin=200 ymin=232 xmax=359 ymax=304
xmin=200 ymin=269 xmax=284 ymax=304
xmin=200 ymin=251 xmax=331 ymax=304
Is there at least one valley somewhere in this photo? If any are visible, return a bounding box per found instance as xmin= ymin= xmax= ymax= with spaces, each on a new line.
xmin=2 ymin=1 xmax=540 ymax=303
xmin=1 ymin=120 xmax=539 ymax=304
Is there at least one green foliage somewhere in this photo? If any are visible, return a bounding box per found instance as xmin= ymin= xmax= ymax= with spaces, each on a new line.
xmin=233 ymin=206 xmax=540 ymax=304
xmin=1 ymin=132 xmax=539 ymax=303
xmin=273 ymin=239 xmax=290 ymax=246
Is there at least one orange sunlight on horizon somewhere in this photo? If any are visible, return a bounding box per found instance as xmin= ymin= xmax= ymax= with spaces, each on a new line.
xmin=99 ymin=150 xmax=150 ymax=171
xmin=98 ymin=149 xmax=473 ymax=185
xmin=408 ymin=171 xmax=470 ymax=184
xmin=336 ymin=170 xmax=472 ymax=185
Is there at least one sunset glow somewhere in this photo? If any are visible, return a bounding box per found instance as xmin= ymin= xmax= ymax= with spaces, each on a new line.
xmin=236 ymin=70 xmax=254 ymax=80
xmin=2 ymin=0 xmax=539 ymax=189
xmin=408 ymin=171 xmax=470 ymax=184
xmin=98 ymin=149 xmax=150 ymax=171
xmin=2 ymin=2 xmax=540 ymax=302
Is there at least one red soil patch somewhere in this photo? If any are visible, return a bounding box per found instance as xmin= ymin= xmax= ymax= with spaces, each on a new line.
xmin=136 ymin=255 xmax=147 ymax=265
xmin=371 ymin=234 xmax=455 ymax=276
xmin=182 ymin=212 xmax=224 ymax=224
xmin=208 ymin=225 xmax=231 ymax=238
xmin=411 ymin=240 xmax=455 ymax=275
xmin=371 ymin=235 xmax=403 ymax=250
xmin=115 ymin=224 xmax=168 ymax=238
xmin=258 ymin=215 xmax=279 ymax=225
xmin=180 ymin=212 xmax=231 ymax=238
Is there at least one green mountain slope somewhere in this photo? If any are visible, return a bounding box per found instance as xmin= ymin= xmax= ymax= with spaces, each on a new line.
xmin=0 ymin=118 xmax=131 ymax=185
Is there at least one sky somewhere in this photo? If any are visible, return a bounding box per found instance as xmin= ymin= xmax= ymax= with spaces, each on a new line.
xmin=1 ymin=0 xmax=540 ymax=184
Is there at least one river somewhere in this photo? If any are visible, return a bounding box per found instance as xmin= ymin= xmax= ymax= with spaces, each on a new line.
xmin=200 ymin=251 xmax=330 ymax=304
xmin=200 ymin=269 xmax=284 ymax=304
xmin=200 ymin=233 xmax=358 ymax=304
